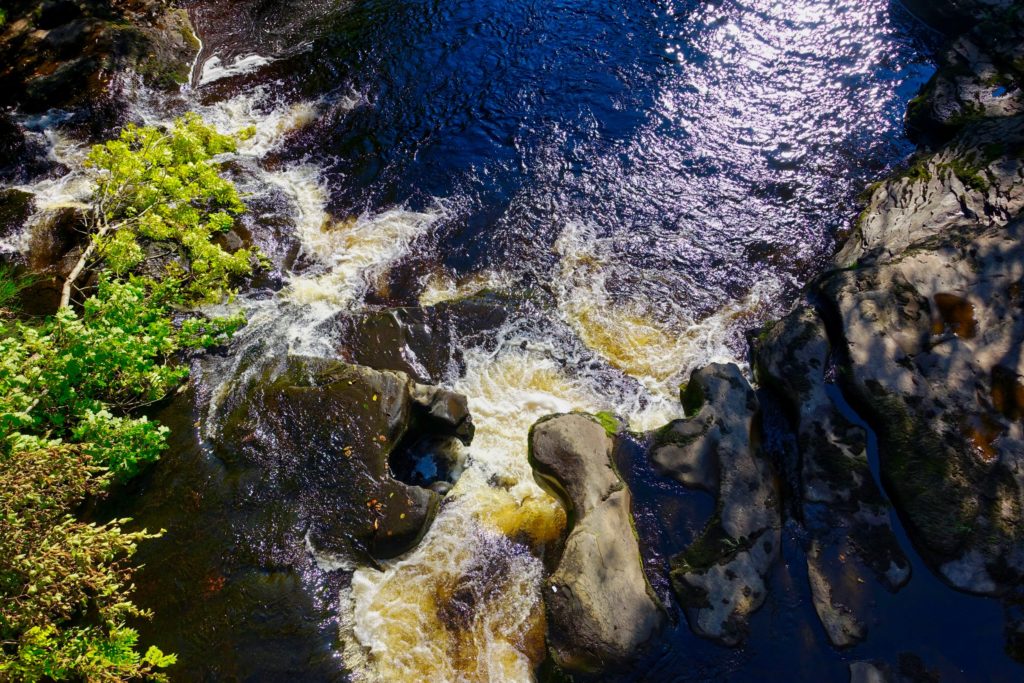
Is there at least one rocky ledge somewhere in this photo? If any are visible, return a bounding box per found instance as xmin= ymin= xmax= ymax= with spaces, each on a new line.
xmin=0 ymin=0 xmax=199 ymax=192
xmin=524 ymin=0 xmax=1024 ymax=674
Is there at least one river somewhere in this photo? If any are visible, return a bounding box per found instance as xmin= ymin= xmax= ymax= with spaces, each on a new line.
xmin=18 ymin=0 xmax=1023 ymax=680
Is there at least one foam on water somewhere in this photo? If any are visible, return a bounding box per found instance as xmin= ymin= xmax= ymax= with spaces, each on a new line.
xmin=553 ymin=221 xmax=783 ymax=418
xmin=287 ymin=207 xmax=442 ymax=307
xmin=198 ymin=53 xmax=274 ymax=85
xmin=418 ymin=270 xmax=516 ymax=307
xmin=345 ymin=344 xmax=604 ymax=681
xmin=4 ymin=120 xmax=93 ymax=253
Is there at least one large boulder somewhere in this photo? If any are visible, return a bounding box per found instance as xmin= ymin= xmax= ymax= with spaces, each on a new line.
xmin=218 ymin=355 xmax=473 ymax=562
xmin=529 ymin=413 xmax=665 ymax=672
xmin=0 ymin=0 xmax=198 ymax=135
xmin=756 ymin=306 xmax=910 ymax=647
xmin=820 ymin=214 xmax=1024 ymax=594
xmin=650 ymin=364 xmax=780 ymax=646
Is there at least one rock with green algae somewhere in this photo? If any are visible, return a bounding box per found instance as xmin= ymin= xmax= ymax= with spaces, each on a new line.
xmin=216 ymin=355 xmax=474 ymax=562
xmin=528 ymin=413 xmax=666 ymax=673
xmin=649 ymin=363 xmax=780 ymax=647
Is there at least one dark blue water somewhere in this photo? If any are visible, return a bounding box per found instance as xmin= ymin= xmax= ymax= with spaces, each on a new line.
xmin=196 ymin=0 xmax=937 ymax=319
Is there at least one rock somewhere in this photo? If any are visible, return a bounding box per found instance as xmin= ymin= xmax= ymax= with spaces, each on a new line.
xmin=409 ymin=383 xmax=475 ymax=444
xmin=0 ymin=189 xmax=33 ymax=246
xmin=848 ymin=655 xmax=941 ymax=683
xmin=819 ymin=213 xmax=1024 ymax=594
xmin=529 ymin=413 xmax=665 ymax=672
xmin=333 ymin=293 xmax=511 ymax=383
xmin=0 ymin=113 xmax=52 ymax=183
xmin=217 ymin=355 xmax=475 ymax=561
xmin=905 ymin=9 xmax=1024 ymax=146
xmin=849 ymin=661 xmax=891 ymax=683
xmin=650 ymin=364 xmax=780 ymax=646
xmin=0 ymin=0 xmax=197 ymax=134
xmin=755 ymin=306 xmax=910 ymax=646
xmin=838 ymin=116 xmax=1024 ymax=267
xmin=807 ymin=541 xmax=867 ymax=648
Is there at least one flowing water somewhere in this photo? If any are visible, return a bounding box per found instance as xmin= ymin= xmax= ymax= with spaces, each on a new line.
xmin=11 ymin=0 xmax=1024 ymax=680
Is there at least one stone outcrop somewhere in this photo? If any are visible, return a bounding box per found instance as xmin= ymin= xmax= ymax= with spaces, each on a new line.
xmin=756 ymin=307 xmax=910 ymax=646
xmin=753 ymin=0 xmax=1024 ymax=640
xmin=904 ymin=4 xmax=1024 ymax=147
xmin=822 ymin=211 xmax=1024 ymax=594
xmin=218 ymin=355 xmax=473 ymax=562
xmin=0 ymin=0 xmax=198 ymax=136
xmin=650 ymin=364 xmax=780 ymax=646
xmin=529 ymin=413 xmax=665 ymax=672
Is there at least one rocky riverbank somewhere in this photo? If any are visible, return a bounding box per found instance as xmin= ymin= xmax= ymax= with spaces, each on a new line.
xmin=524 ymin=0 xmax=1024 ymax=677
xmin=1 ymin=0 xmax=1021 ymax=679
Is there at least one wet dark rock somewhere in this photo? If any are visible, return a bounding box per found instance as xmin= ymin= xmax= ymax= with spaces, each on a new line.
xmin=334 ymin=294 xmax=511 ymax=384
xmin=755 ymin=306 xmax=910 ymax=646
xmin=529 ymin=413 xmax=665 ymax=672
xmin=409 ymin=383 xmax=475 ymax=444
xmin=649 ymin=364 xmax=780 ymax=646
xmin=0 ymin=112 xmax=53 ymax=182
xmin=217 ymin=355 xmax=475 ymax=562
xmin=0 ymin=189 xmax=33 ymax=245
xmin=905 ymin=7 xmax=1024 ymax=147
xmin=0 ymin=0 xmax=197 ymax=135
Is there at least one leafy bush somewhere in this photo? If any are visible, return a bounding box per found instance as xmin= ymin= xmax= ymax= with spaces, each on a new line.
xmin=0 ymin=275 xmax=244 ymax=479
xmin=0 ymin=113 xmax=256 ymax=680
xmin=63 ymin=113 xmax=262 ymax=307
xmin=0 ymin=438 xmax=175 ymax=682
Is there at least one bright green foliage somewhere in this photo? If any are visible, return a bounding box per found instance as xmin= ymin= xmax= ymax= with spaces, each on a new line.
xmin=81 ymin=113 xmax=260 ymax=303
xmin=0 ymin=438 xmax=175 ymax=682
xmin=0 ymin=275 xmax=243 ymax=479
xmin=593 ymin=411 xmax=620 ymax=436
xmin=0 ymin=265 xmax=34 ymax=314
xmin=0 ymin=113 xmax=256 ymax=680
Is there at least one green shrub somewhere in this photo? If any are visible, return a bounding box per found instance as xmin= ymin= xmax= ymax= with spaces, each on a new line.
xmin=1 ymin=113 xmax=256 ymax=680
xmin=0 ymin=438 xmax=175 ymax=682
xmin=62 ymin=113 xmax=261 ymax=307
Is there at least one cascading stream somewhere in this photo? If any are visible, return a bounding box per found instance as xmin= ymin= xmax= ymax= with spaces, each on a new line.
xmin=0 ymin=0 xmax=943 ymax=679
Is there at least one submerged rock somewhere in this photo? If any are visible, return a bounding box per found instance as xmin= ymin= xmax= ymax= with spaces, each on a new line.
xmin=529 ymin=413 xmax=665 ymax=672
xmin=218 ymin=355 xmax=474 ymax=562
xmin=650 ymin=363 xmax=780 ymax=646
xmin=333 ymin=293 xmax=512 ymax=384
